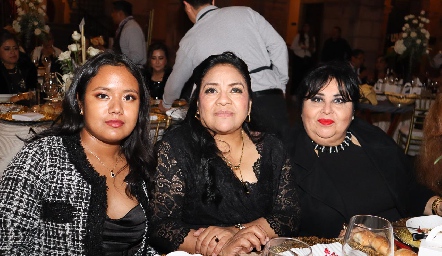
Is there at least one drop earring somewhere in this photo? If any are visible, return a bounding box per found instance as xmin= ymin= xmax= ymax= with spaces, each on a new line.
xmin=195 ymin=110 xmax=200 ymax=120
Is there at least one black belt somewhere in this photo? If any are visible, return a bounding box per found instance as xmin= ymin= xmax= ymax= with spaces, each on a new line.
xmin=253 ymin=89 xmax=283 ymax=97
xmin=249 ymin=65 xmax=272 ymax=74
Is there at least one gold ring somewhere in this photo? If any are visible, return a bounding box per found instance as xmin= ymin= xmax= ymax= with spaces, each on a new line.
xmin=214 ymin=235 xmax=220 ymax=243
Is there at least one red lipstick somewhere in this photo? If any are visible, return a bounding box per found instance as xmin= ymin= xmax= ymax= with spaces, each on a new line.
xmin=318 ymin=119 xmax=334 ymax=125
xmin=105 ymin=120 xmax=124 ymax=128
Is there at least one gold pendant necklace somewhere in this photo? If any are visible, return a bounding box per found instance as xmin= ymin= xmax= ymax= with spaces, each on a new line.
xmin=220 ymin=130 xmax=249 ymax=194
xmin=82 ymin=144 xmax=122 ymax=178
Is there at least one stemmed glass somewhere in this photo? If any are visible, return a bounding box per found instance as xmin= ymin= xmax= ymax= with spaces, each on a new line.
xmin=41 ymin=56 xmax=51 ymax=70
xmin=263 ymin=237 xmax=312 ymax=256
xmin=32 ymin=58 xmax=39 ymax=67
xmin=342 ymin=215 xmax=394 ymax=256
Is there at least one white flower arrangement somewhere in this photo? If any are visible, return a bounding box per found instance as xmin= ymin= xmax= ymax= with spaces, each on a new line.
xmin=57 ymin=31 xmax=103 ymax=89
xmin=394 ymin=10 xmax=430 ymax=61
xmin=12 ymin=0 xmax=49 ymax=50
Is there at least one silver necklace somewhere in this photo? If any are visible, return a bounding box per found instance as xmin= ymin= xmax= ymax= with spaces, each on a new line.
xmin=312 ymin=131 xmax=353 ymax=153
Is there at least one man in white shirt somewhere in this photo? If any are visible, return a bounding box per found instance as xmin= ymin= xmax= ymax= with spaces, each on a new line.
xmin=161 ymin=0 xmax=290 ymax=140
xmin=111 ymin=0 xmax=146 ymax=68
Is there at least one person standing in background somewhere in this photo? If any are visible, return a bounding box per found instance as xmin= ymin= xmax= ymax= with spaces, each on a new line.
xmin=160 ymin=0 xmax=290 ymax=141
xmin=111 ymin=0 xmax=146 ymax=68
xmin=290 ymin=23 xmax=315 ymax=98
xmin=320 ymin=26 xmax=352 ymax=63
xmin=349 ymin=49 xmax=365 ymax=84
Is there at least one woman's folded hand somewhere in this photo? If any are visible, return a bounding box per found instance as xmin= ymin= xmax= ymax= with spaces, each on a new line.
xmin=220 ymin=225 xmax=269 ymax=256
xmin=193 ymin=226 xmax=236 ymax=256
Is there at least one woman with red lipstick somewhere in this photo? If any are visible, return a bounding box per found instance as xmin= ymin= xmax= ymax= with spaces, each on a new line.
xmin=149 ymin=52 xmax=299 ymax=256
xmin=289 ymin=61 xmax=436 ymax=238
xmin=0 ymin=51 xmax=157 ymax=255
xmin=0 ymin=29 xmax=37 ymax=94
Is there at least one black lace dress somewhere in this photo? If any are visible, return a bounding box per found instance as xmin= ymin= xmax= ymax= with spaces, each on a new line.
xmin=148 ymin=125 xmax=300 ymax=253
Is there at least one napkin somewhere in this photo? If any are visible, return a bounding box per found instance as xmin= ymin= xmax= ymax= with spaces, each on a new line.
xmin=166 ymin=108 xmax=187 ymax=120
xmin=359 ymin=84 xmax=378 ymax=105
xmin=12 ymin=112 xmax=44 ymax=121
xmin=311 ymin=242 xmax=343 ymax=256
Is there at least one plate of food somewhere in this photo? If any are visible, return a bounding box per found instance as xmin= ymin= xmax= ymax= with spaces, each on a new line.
xmin=393 ymin=216 xmax=442 ymax=248
xmin=0 ymin=94 xmax=13 ymax=103
xmin=0 ymin=103 xmax=60 ymax=123
xmin=406 ymin=215 xmax=442 ymax=235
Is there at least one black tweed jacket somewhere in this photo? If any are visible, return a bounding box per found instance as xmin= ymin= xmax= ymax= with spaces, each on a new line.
xmin=0 ymin=134 xmax=157 ymax=256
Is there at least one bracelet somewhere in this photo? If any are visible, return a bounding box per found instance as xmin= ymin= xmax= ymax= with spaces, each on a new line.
xmin=432 ymin=197 xmax=442 ymax=216
xmin=235 ymin=223 xmax=246 ymax=230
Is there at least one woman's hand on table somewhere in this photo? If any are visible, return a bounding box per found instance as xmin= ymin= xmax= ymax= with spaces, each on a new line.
xmin=193 ymin=226 xmax=236 ymax=256
xmin=193 ymin=225 xmax=269 ymax=256
xmin=220 ymin=225 xmax=269 ymax=256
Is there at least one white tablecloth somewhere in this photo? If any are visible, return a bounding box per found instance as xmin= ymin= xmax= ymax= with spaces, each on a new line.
xmin=0 ymin=121 xmax=50 ymax=177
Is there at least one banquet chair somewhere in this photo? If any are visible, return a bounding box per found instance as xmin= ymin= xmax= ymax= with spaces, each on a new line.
xmin=152 ymin=115 xmax=171 ymax=144
xmin=396 ymin=96 xmax=435 ymax=155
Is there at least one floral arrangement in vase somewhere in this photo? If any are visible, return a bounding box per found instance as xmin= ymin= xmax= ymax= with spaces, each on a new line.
xmin=12 ymin=0 xmax=49 ymax=52
xmin=393 ymin=10 xmax=430 ymax=82
xmin=58 ymin=31 xmax=102 ymax=90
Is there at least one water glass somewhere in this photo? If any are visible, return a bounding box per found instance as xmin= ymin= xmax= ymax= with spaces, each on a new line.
xmin=263 ymin=237 xmax=312 ymax=256
xmin=342 ymin=215 xmax=394 ymax=256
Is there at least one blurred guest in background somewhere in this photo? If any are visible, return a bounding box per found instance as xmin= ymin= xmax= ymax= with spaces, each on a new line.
xmin=31 ymin=33 xmax=62 ymax=73
xmin=111 ymin=0 xmax=146 ymax=68
xmin=289 ymin=61 xmax=436 ymax=238
xmin=374 ymin=55 xmax=388 ymax=81
xmin=160 ymin=0 xmax=290 ymax=141
xmin=146 ymin=42 xmax=172 ymax=100
xmin=149 ymin=52 xmax=299 ymax=255
xmin=0 ymin=51 xmax=157 ymax=255
xmin=0 ymin=29 xmax=37 ymax=94
xmin=320 ymin=26 xmax=352 ymax=63
xmin=349 ymin=49 xmax=365 ymax=84
xmin=31 ymin=33 xmax=62 ymax=68
xmin=290 ymin=23 xmax=315 ymax=97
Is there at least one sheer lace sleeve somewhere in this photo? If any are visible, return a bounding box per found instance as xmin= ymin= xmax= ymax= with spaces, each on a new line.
xmin=264 ymin=141 xmax=300 ymax=237
xmin=148 ymin=139 xmax=191 ymax=253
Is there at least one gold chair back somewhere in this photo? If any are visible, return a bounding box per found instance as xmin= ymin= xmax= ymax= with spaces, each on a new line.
xmin=396 ymin=96 xmax=435 ymax=155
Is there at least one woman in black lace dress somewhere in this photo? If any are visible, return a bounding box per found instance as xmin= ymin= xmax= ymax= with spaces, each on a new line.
xmin=148 ymin=52 xmax=300 ymax=256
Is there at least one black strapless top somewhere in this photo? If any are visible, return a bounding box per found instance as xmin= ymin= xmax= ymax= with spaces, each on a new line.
xmin=103 ymin=204 xmax=146 ymax=256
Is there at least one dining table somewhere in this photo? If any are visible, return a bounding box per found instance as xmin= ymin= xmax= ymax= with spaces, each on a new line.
xmin=357 ymin=97 xmax=414 ymax=137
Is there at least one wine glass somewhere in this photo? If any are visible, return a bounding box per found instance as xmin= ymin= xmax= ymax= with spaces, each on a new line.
xmin=342 ymin=215 xmax=394 ymax=256
xmin=263 ymin=237 xmax=312 ymax=256
xmin=32 ymin=58 xmax=39 ymax=67
xmin=41 ymin=56 xmax=51 ymax=69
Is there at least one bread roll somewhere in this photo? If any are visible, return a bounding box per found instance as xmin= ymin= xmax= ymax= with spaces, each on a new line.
xmin=394 ymin=248 xmax=417 ymax=256
xmin=352 ymin=229 xmax=391 ymax=256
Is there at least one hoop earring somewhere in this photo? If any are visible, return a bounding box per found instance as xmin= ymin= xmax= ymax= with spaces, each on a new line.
xmin=80 ymin=109 xmax=83 ymax=115
xmin=246 ymin=114 xmax=251 ymax=123
xmin=195 ymin=110 xmax=200 ymax=120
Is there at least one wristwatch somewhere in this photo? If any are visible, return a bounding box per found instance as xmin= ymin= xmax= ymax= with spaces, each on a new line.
xmin=235 ymin=223 xmax=246 ymax=230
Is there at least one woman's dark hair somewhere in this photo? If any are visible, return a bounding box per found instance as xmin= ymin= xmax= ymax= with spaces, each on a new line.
xmin=0 ymin=29 xmax=18 ymax=46
xmin=297 ymin=60 xmax=360 ymax=111
xmin=168 ymin=51 xmax=256 ymax=204
xmin=34 ymin=50 xmax=152 ymax=196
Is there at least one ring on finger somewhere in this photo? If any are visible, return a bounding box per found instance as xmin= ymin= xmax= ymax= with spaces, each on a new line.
xmin=214 ymin=235 xmax=220 ymax=243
